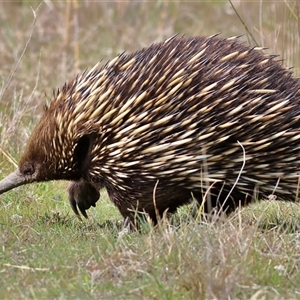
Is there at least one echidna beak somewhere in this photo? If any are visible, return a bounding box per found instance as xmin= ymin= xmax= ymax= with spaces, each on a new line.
xmin=0 ymin=169 xmax=29 ymax=194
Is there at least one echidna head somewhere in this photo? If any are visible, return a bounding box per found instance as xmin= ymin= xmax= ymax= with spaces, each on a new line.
xmin=0 ymin=104 xmax=96 ymax=193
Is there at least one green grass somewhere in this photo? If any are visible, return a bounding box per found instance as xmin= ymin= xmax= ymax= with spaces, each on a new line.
xmin=1 ymin=1 xmax=300 ymax=299
xmin=1 ymin=187 xmax=300 ymax=299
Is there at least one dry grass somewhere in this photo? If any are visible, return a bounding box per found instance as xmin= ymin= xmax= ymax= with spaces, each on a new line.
xmin=1 ymin=1 xmax=300 ymax=299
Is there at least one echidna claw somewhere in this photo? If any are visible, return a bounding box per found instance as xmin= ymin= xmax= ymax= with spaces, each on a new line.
xmin=69 ymin=195 xmax=83 ymax=221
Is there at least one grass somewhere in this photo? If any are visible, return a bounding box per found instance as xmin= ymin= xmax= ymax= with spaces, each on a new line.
xmin=1 ymin=190 xmax=300 ymax=299
xmin=1 ymin=1 xmax=300 ymax=299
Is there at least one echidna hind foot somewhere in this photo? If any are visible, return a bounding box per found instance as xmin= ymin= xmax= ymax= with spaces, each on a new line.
xmin=192 ymin=183 xmax=255 ymax=218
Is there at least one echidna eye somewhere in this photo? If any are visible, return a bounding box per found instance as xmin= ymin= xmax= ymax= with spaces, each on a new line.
xmin=21 ymin=162 xmax=35 ymax=176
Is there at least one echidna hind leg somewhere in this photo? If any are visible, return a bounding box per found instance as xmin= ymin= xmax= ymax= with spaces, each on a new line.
xmin=67 ymin=179 xmax=100 ymax=220
xmin=192 ymin=183 xmax=253 ymax=217
xmin=110 ymin=187 xmax=193 ymax=228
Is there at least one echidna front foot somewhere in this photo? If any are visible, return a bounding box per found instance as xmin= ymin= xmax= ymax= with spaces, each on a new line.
xmin=67 ymin=179 xmax=100 ymax=220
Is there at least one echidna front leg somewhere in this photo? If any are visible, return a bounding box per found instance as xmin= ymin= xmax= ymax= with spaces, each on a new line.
xmin=67 ymin=179 xmax=100 ymax=220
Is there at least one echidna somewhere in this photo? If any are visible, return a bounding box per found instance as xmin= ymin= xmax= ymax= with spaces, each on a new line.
xmin=1 ymin=35 xmax=300 ymax=225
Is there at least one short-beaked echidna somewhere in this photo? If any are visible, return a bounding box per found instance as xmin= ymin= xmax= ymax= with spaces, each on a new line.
xmin=1 ymin=35 xmax=300 ymax=225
